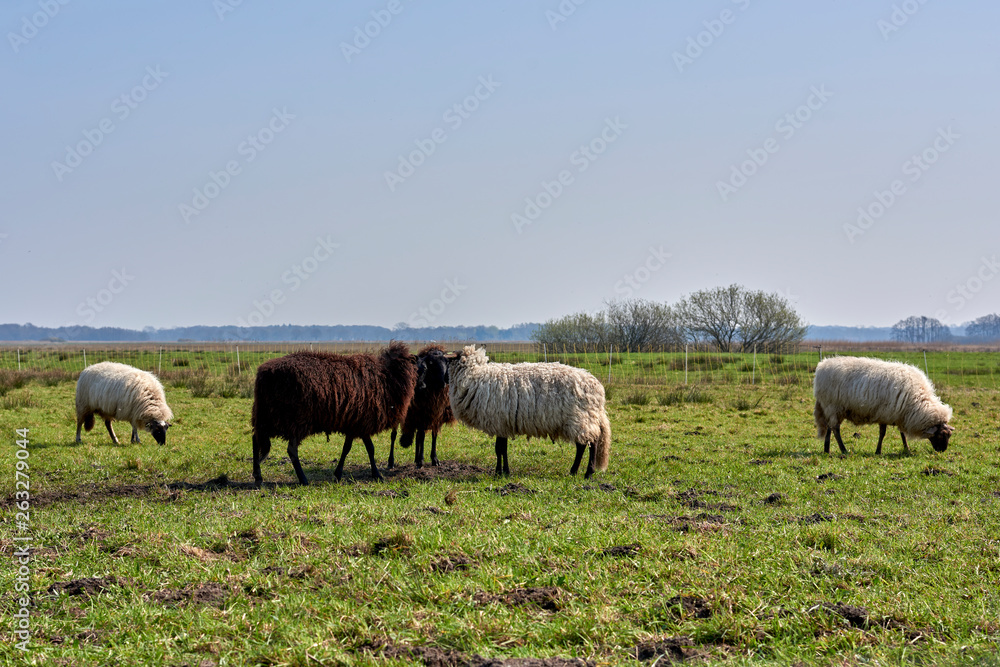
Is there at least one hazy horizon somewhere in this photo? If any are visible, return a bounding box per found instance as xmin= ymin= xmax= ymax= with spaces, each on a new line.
xmin=2 ymin=1 xmax=997 ymax=331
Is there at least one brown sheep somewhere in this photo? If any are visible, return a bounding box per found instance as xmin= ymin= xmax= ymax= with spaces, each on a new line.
xmin=387 ymin=345 xmax=457 ymax=469
xmin=251 ymin=342 xmax=417 ymax=486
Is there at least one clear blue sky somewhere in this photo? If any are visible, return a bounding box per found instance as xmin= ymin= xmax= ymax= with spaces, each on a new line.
xmin=1 ymin=0 xmax=997 ymax=331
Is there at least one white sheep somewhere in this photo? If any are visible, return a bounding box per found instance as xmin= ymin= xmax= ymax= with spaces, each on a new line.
xmin=75 ymin=361 xmax=173 ymax=445
xmin=813 ymin=356 xmax=953 ymax=455
xmin=446 ymin=346 xmax=611 ymax=478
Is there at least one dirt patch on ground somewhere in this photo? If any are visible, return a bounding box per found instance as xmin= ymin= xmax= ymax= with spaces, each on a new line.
xmin=633 ymin=636 xmax=695 ymax=662
xmin=797 ymin=513 xmax=835 ymax=525
xmin=600 ymin=543 xmax=641 ymax=558
xmin=664 ymin=595 xmax=712 ymax=619
xmin=69 ymin=527 xmax=111 ymax=542
xmin=580 ymin=483 xmax=618 ymax=492
xmin=361 ymin=642 xmax=593 ymax=667
xmin=431 ymin=553 xmax=475 ymax=573
xmin=47 ymin=576 xmax=126 ymax=597
xmin=150 ymin=581 xmax=230 ymax=606
xmin=261 ymin=564 xmax=316 ymax=579
xmin=675 ymin=489 xmax=739 ymax=512
xmin=384 ymin=460 xmax=489 ymax=483
xmin=763 ymin=493 xmax=784 ymax=505
xmin=815 ymin=602 xmax=932 ymax=640
xmin=370 ymin=531 xmax=414 ymax=556
xmin=493 ymin=483 xmax=537 ymax=497
xmin=816 ymin=473 xmax=843 ymax=482
xmin=474 ymin=586 xmax=561 ymax=612
xmin=639 ymin=513 xmax=730 ymax=533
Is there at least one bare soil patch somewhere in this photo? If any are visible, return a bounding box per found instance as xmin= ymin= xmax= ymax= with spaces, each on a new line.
xmin=47 ymin=576 xmax=126 ymax=597
xmin=493 ymin=483 xmax=537 ymax=497
xmin=150 ymin=581 xmax=230 ymax=606
xmin=361 ymin=642 xmax=593 ymax=667
xmin=473 ymin=586 xmax=561 ymax=612
xmin=664 ymin=595 xmax=712 ymax=619
xmin=384 ymin=460 xmax=489 ymax=483
xmin=633 ymin=636 xmax=695 ymax=662
xmin=431 ymin=553 xmax=475 ymax=573
xmin=600 ymin=543 xmax=641 ymax=558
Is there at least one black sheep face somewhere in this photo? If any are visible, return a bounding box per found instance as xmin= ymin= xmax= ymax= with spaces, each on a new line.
xmin=416 ymin=351 xmax=449 ymax=391
xmin=148 ymin=420 xmax=171 ymax=445
xmin=926 ymin=423 xmax=953 ymax=452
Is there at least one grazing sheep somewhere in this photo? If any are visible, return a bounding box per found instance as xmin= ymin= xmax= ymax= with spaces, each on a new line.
xmin=445 ymin=345 xmax=611 ymax=478
xmin=387 ymin=345 xmax=457 ymax=469
xmin=75 ymin=361 xmax=173 ymax=445
xmin=813 ymin=356 xmax=954 ymax=455
xmin=251 ymin=343 xmax=417 ymax=486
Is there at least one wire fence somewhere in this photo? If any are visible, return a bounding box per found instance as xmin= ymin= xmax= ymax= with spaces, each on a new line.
xmin=1 ymin=341 xmax=998 ymax=392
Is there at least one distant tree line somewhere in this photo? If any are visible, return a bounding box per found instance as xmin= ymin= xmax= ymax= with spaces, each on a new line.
xmin=531 ymin=285 xmax=808 ymax=352
xmin=889 ymin=313 xmax=1000 ymax=343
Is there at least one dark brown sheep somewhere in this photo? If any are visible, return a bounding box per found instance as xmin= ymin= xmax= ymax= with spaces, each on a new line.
xmin=387 ymin=345 xmax=457 ymax=469
xmin=251 ymin=342 xmax=417 ymax=486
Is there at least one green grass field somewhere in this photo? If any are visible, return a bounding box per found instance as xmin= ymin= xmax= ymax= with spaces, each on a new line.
xmin=1 ymin=349 xmax=999 ymax=665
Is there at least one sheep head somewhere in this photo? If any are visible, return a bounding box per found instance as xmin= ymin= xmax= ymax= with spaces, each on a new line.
xmin=148 ymin=420 xmax=171 ymax=446
xmin=417 ymin=349 xmax=449 ymax=390
xmin=924 ymin=423 xmax=953 ymax=452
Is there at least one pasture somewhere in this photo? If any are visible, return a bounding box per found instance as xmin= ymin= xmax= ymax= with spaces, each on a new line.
xmin=1 ymin=346 xmax=999 ymax=665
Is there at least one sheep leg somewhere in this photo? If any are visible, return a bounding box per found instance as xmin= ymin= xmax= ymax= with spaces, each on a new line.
xmin=832 ymin=425 xmax=848 ymax=454
xmin=75 ymin=419 xmax=83 ymax=444
xmin=823 ymin=428 xmax=832 ymax=454
xmin=104 ymin=419 xmax=120 ymax=445
xmin=252 ymin=433 xmax=265 ymax=488
xmin=287 ymin=438 xmax=309 ymax=485
xmin=430 ymin=431 xmax=439 ymax=467
xmin=334 ymin=436 xmax=354 ymax=482
xmin=900 ymin=430 xmax=909 ymax=454
xmin=876 ymin=424 xmax=887 ymax=455
xmin=131 ymin=425 xmax=141 ymax=444
xmin=494 ymin=436 xmax=510 ymax=477
xmin=584 ymin=443 xmax=597 ymax=479
xmin=361 ymin=435 xmax=384 ymax=482
xmin=388 ymin=427 xmax=397 ymax=470
xmin=570 ymin=442 xmax=587 ymax=475
xmin=414 ymin=431 xmax=426 ymax=469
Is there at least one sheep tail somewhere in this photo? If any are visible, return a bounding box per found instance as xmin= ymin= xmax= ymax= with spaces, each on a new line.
xmin=813 ymin=400 xmax=825 ymax=438
xmin=594 ymin=413 xmax=611 ymax=472
xmin=83 ymin=413 xmax=95 ymax=432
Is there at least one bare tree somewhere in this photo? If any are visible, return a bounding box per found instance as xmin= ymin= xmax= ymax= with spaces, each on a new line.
xmin=891 ymin=316 xmax=952 ymax=343
xmin=738 ymin=290 xmax=809 ymax=352
xmin=605 ymin=299 xmax=685 ymax=351
xmin=675 ymin=284 xmax=743 ymax=352
xmin=965 ymin=313 xmax=1000 ymax=341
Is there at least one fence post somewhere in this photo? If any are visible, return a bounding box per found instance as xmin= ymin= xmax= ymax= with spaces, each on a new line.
xmin=607 ymin=346 xmax=612 ymax=385
xmin=752 ymin=345 xmax=756 ymax=385
xmin=83 ymin=349 xmax=86 ymax=368
xmin=543 ymin=344 xmax=547 ymax=363
xmin=236 ymin=346 xmax=241 ymax=374
xmin=17 ymin=349 xmax=21 ymax=372
xmin=158 ymin=347 xmax=162 ymax=374
xmin=685 ymin=343 xmax=688 ymax=385
xmin=923 ymin=349 xmax=928 ymax=377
